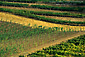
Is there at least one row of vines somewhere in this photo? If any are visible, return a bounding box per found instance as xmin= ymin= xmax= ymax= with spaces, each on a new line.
xmin=29 ymin=11 xmax=85 ymax=18
xmin=0 ymin=8 xmax=85 ymax=26
xmin=0 ymin=0 xmax=84 ymax=4
xmin=44 ymin=1 xmax=85 ymax=6
xmin=0 ymin=1 xmax=85 ymax=12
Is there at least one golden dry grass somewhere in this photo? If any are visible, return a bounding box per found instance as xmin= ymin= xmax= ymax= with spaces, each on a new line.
xmin=0 ymin=12 xmax=85 ymax=31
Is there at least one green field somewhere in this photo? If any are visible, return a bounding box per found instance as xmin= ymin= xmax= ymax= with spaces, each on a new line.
xmin=0 ymin=0 xmax=85 ymax=57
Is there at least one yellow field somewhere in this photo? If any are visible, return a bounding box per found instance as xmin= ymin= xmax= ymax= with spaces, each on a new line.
xmin=0 ymin=12 xmax=85 ymax=31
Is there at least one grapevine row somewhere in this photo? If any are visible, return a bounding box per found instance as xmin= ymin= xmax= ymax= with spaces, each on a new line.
xmin=0 ymin=1 xmax=84 ymax=12
xmin=0 ymin=8 xmax=85 ymax=26
xmin=44 ymin=1 xmax=85 ymax=6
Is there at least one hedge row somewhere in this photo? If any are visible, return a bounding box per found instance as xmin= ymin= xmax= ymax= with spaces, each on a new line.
xmin=25 ymin=34 xmax=85 ymax=57
xmin=0 ymin=1 xmax=29 ymax=7
xmin=0 ymin=0 xmax=56 ymax=3
xmin=30 ymin=5 xmax=84 ymax=12
xmin=0 ymin=1 xmax=84 ymax=12
xmin=29 ymin=11 xmax=85 ymax=18
xmin=0 ymin=0 xmax=40 ymax=3
xmin=43 ymin=1 xmax=85 ymax=6
xmin=0 ymin=8 xmax=85 ymax=26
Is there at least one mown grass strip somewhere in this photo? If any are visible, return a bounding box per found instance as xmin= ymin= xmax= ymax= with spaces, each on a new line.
xmin=0 ymin=1 xmax=84 ymax=12
xmin=0 ymin=8 xmax=85 ymax=26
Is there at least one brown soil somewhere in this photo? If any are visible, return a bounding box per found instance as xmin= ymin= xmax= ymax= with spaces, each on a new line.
xmin=10 ymin=32 xmax=85 ymax=57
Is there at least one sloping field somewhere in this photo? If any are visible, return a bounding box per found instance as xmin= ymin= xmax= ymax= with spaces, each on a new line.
xmin=0 ymin=12 xmax=85 ymax=31
xmin=24 ymin=33 xmax=85 ymax=57
xmin=0 ymin=20 xmax=84 ymax=57
xmin=12 ymin=32 xmax=85 ymax=57
xmin=0 ymin=0 xmax=85 ymax=57
xmin=0 ymin=8 xmax=85 ymax=26
xmin=1 ymin=6 xmax=84 ymax=18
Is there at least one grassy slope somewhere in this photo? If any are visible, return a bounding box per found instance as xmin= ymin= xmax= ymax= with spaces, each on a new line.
xmin=0 ymin=21 xmax=57 ymax=57
xmin=1 ymin=21 xmax=84 ymax=57
xmin=0 ymin=0 xmax=85 ymax=57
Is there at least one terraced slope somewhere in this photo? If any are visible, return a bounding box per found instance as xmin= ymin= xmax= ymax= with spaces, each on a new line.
xmin=0 ymin=0 xmax=85 ymax=57
xmin=0 ymin=8 xmax=85 ymax=26
xmin=0 ymin=12 xmax=85 ymax=31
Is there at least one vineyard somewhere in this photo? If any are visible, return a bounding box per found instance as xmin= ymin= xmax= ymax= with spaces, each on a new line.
xmin=0 ymin=0 xmax=85 ymax=57
xmin=20 ymin=34 xmax=85 ymax=57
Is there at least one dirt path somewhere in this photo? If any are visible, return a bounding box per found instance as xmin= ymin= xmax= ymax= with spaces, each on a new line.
xmin=0 ymin=12 xmax=85 ymax=31
xmin=10 ymin=32 xmax=85 ymax=57
xmin=38 ymin=15 xmax=85 ymax=22
xmin=0 ymin=6 xmax=82 ymax=14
